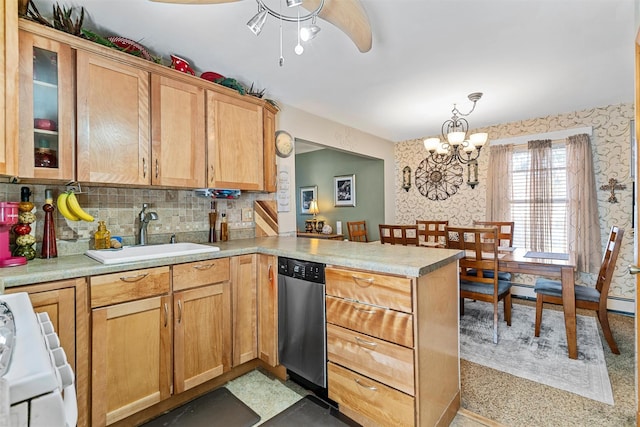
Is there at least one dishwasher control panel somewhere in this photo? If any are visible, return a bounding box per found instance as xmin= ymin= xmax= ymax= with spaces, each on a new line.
xmin=278 ymin=257 xmax=325 ymax=284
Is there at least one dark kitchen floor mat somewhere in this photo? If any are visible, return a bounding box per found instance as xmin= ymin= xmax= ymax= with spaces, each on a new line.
xmin=141 ymin=387 xmax=260 ymax=427
xmin=261 ymin=395 xmax=359 ymax=427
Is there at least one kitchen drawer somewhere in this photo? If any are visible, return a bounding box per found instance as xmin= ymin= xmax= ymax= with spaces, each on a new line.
xmin=90 ymin=266 xmax=170 ymax=308
xmin=326 ymin=295 xmax=413 ymax=348
xmin=328 ymin=362 xmax=414 ymax=427
xmin=327 ymin=323 xmax=414 ymax=396
xmin=325 ymin=267 xmax=413 ymax=313
xmin=173 ymin=258 xmax=230 ymax=291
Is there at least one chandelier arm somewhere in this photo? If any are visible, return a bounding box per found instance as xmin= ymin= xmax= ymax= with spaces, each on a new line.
xmin=257 ymin=0 xmax=324 ymax=22
xmin=453 ymin=100 xmax=478 ymax=117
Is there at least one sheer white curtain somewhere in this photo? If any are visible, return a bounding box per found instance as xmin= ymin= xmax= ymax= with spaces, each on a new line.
xmin=566 ymin=134 xmax=601 ymax=273
xmin=527 ymin=139 xmax=553 ymax=252
xmin=485 ymin=144 xmax=513 ymax=221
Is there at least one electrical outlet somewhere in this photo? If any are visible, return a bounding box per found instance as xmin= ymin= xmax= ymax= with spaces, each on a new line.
xmin=242 ymin=208 xmax=253 ymax=221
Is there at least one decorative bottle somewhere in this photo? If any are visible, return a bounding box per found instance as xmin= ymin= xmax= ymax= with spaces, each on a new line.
xmin=41 ymin=189 xmax=57 ymax=258
xmin=220 ymin=213 xmax=229 ymax=242
xmin=94 ymin=221 xmax=111 ymax=250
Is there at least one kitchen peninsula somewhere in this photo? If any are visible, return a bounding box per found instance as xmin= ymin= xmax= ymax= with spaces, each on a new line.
xmin=0 ymin=237 xmax=463 ymax=427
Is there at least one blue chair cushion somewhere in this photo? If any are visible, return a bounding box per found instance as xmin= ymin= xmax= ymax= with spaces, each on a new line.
xmin=460 ymin=279 xmax=512 ymax=295
xmin=533 ymin=278 xmax=600 ymax=303
xmin=467 ymin=268 xmax=512 ymax=281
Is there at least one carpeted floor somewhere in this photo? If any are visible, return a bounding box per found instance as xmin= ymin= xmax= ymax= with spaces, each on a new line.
xmin=461 ymin=299 xmax=635 ymax=426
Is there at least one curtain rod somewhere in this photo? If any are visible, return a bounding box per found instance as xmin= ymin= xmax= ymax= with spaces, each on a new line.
xmin=489 ymin=126 xmax=593 ymax=146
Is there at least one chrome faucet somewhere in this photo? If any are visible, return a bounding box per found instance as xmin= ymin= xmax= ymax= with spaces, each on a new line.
xmin=138 ymin=203 xmax=158 ymax=245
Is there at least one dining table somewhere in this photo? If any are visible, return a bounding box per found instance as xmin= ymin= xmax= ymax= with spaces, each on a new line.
xmin=498 ymin=247 xmax=578 ymax=359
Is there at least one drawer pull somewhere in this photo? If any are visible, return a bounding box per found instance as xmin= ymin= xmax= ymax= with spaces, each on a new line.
xmin=193 ymin=263 xmax=215 ymax=270
xmin=354 ymin=306 xmax=377 ymax=315
xmin=352 ymin=276 xmax=374 ymax=287
xmin=119 ymin=273 xmax=149 ymax=282
xmin=354 ymin=336 xmax=378 ymax=348
xmin=354 ymin=378 xmax=377 ymax=391
xmin=164 ymin=303 xmax=169 ymax=327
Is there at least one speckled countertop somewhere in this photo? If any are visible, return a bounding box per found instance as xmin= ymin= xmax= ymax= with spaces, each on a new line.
xmin=0 ymin=237 xmax=463 ymax=291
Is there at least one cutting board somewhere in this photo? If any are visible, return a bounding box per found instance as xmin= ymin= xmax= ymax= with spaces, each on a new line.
xmin=254 ymin=200 xmax=278 ymax=237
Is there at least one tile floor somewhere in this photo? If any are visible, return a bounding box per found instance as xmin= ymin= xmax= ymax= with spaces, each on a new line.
xmin=226 ymin=368 xmax=493 ymax=426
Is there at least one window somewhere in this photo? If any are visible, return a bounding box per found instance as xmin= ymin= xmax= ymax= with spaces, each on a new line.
xmin=510 ymin=142 xmax=567 ymax=252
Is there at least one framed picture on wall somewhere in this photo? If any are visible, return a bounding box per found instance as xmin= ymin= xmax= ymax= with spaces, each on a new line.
xmin=334 ymin=174 xmax=356 ymax=207
xmin=300 ymin=185 xmax=317 ymax=214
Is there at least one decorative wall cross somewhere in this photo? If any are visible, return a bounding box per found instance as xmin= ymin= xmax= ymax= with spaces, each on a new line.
xmin=600 ymin=178 xmax=626 ymax=203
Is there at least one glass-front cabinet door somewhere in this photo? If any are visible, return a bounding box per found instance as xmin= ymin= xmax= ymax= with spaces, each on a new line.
xmin=19 ymin=30 xmax=74 ymax=180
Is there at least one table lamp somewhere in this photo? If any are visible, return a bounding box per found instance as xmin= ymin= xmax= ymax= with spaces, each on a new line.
xmin=309 ymin=200 xmax=324 ymax=233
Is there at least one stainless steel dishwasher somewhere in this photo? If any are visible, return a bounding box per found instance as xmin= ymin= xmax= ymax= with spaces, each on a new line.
xmin=277 ymin=257 xmax=327 ymax=389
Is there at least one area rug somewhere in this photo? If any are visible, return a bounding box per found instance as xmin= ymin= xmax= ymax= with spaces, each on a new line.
xmin=261 ymin=395 xmax=358 ymax=427
xmin=141 ymin=387 xmax=260 ymax=427
xmin=459 ymin=300 xmax=614 ymax=405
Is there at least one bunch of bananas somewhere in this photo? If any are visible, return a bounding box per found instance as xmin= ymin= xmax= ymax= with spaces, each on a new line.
xmin=57 ymin=191 xmax=94 ymax=222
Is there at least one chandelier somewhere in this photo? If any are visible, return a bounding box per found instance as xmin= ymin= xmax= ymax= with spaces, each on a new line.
xmin=247 ymin=0 xmax=324 ymax=66
xmin=423 ymin=92 xmax=488 ymax=189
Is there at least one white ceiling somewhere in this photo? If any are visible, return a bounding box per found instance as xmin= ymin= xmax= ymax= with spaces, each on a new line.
xmin=32 ymin=0 xmax=636 ymax=142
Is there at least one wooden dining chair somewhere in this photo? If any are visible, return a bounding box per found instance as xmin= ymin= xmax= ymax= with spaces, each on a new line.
xmin=472 ymin=221 xmax=515 ymax=281
xmin=446 ymin=226 xmax=512 ymax=344
xmin=534 ymin=225 xmax=624 ymax=354
xmin=347 ymin=220 xmax=369 ymax=242
xmin=416 ymin=220 xmax=448 ymax=247
xmin=379 ymin=224 xmax=419 ymax=246
xmin=473 ymin=221 xmax=515 ymax=247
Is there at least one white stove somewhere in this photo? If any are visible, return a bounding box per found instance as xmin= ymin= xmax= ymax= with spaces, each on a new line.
xmin=0 ymin=292 xmax=76 ymax=427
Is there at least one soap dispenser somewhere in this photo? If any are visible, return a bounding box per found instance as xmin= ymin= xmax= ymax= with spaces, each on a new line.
xmin=94 ymin=221 xmax=111 ymax=250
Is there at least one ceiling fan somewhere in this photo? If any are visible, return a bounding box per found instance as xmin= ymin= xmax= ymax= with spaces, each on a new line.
xmin=149 ymin=0 xmax=372 ymax=53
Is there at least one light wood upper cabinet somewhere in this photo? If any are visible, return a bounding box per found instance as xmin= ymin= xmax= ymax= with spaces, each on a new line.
xmin=257 ymin=254 xmax=278 ymax=367
xmin=18 ymin=30 xmax=74 ymax=180
xmin=76 ymin=50 xmax=150 ymax=185
xmin=207 ymin=91 xmax=264 ymax=190
xmin=1 ymin=1 xmax=18 ymax=177
xmin=263 ymin=104 xmax=277 ymax=192
xmin=231 ymin=254 xmax=258 ymax=366
xmin=151 ymin=74 xmax=205 ymax=188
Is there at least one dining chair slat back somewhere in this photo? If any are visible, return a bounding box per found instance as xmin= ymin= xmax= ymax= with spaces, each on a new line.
xmin=379 ymin=224 xmax=419 ymax=246
xmin=347 ymin=221 xmax=368 ymax=242
xmin=446 ymin=226 xmax=513 ymax=344
xmin=533 ymin=225 xmax=624 ymax=354
xmin=473 ymin=221 xmax=515 ymax=248
xmin=416 ymin=220 xmax=448 ymax=247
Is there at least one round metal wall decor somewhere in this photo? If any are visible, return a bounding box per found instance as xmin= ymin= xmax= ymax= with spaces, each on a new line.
xmin=415 ymin=157 xmax=464 ymax=201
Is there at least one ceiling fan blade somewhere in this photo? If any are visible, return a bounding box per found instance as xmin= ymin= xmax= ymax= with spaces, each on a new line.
xmin=149 ymin=0 xmax=241 ymax=4
xmin=303 ymin=0 xmax=372 ymax=53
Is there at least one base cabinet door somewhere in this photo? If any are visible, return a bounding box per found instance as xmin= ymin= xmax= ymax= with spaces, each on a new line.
xmin=174 ymin=282 xmax=231 ymax=393
xmin=257 ymin=254 xmax=278 ymax=366
xmin=231 ymin=254 xmax=257 ymax=366
xmin=91 ymin=295 xmax=172 ymax=426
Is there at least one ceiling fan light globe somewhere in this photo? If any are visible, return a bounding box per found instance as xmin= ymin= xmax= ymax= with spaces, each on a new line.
xmin=300 ymin=24 xmax=321 ymax=42
xmin=247 ymin=10 xmax=268 ymax=36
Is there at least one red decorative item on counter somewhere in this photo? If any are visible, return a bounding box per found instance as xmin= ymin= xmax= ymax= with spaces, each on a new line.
xmin=41 ymin=189 xmax=57 ymax=259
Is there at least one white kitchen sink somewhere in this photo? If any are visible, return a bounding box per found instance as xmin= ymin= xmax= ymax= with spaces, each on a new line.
xmin=85 ymin=242 xmax=220 ymax=264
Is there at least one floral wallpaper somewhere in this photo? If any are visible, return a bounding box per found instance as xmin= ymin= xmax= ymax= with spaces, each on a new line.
xmin=395 ymin=103 xmax=635 ymax=303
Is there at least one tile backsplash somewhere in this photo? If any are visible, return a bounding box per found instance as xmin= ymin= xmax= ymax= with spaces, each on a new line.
xmin=0 ymin=183 xmax=274 ymax=256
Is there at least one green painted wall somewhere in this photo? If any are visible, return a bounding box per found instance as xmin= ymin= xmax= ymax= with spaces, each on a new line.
xmin=295 ymin=149 xmax=384 ymax=241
